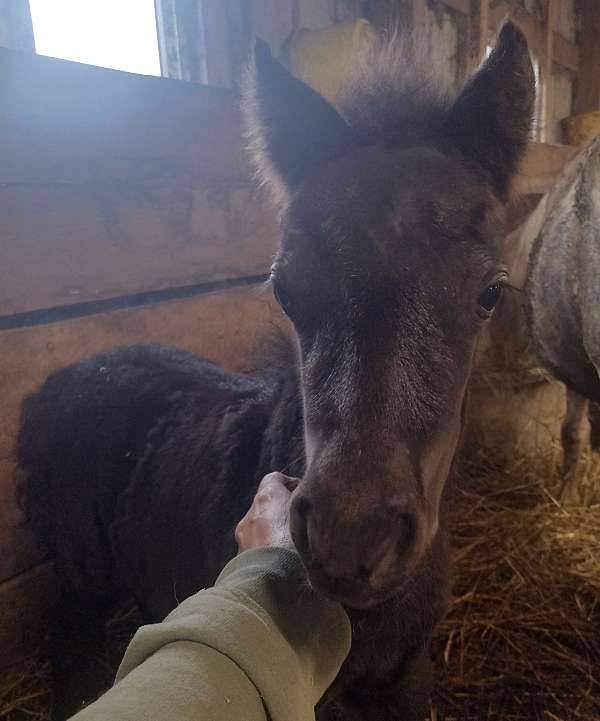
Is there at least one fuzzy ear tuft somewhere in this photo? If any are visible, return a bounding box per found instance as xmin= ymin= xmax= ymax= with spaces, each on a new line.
xmin=442 ymin=21 xmax=535 ymax=201
xmin=243 ymin=39 xmax=352 ymax=209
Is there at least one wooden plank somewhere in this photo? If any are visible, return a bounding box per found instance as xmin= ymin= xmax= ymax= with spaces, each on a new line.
xmin=0 ymin=183 xmax=277 ymax=316
xmin=554 ymin=0 xmax=577 ymax=43
xmin=573 ymin=0 xmax=600 ymax=115
xmin=0 ymin=562 xmax=57 ymax=663
xmin=515 ymin=141 xmax=576 ymax=195
xmin=450 ymin=4 xmax=470 ymax=85
xmin=552 ymin=31 xmax=578 ymax=72
xmin=548 ymin=64 xmax=575 ymax=144
xmin=202 ymin=1 xmax=234 ymax=87
xmin=223 ymin=1 xmax=253 ymax=87
xmin=0 ymin=1 xmax=35 ymax=51
xmin=0 ymin=48 xmax=280 ymax=316
xmin=469 ymin=0 xmax=490 ymax=69
xmin=540 ymin=0 xmax=558 ymax=144
xmin=155 ymin=0 xmax=207 ymax=82
xmin=421 ymin=1 xmax=461 ymax=89
xmin=0 ymin=283 xmax=288 ymax=583
xmin=0 ymin=49 xmax=242 ymax=186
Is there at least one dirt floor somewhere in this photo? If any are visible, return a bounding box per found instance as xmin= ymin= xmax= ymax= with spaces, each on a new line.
xmin=2 ymin=453 xmax=600 ymax=721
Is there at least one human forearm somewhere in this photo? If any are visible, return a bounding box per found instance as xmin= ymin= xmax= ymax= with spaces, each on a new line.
xmin=70 ymin=548 xmax=351 ymax=721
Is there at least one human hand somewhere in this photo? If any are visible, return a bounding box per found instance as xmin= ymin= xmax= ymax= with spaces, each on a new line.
xmin=235 ymin=472 xmax=299 ymax=552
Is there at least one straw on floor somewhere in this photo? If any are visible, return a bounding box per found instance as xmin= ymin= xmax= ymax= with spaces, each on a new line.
xmin=431 ymin=452 xmax=600 ymax=721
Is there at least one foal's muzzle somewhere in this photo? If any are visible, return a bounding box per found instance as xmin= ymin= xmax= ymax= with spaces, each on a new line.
xmin=289 ymin=492 xmax=423 ymax=607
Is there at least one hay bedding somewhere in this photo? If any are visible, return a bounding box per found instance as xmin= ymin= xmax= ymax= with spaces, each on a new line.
xmin=2 ymin=459 xmax=600 ymax=721
xmin=430 ymin=454 xmax=600 ymax=721
xmin=0 ymin=655 xmax=50 ymax=721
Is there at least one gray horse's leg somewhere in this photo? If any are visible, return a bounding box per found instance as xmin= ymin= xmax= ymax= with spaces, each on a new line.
xmin=559 ymin=389 xmax=590 ymax=504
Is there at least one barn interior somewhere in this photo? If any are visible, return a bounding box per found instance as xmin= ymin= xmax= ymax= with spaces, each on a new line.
xmin=1 ymin=1 xmax=599 ymax=720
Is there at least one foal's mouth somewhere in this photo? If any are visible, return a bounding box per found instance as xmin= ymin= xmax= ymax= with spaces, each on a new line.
xmin=306 ymin=566 xmax=409 ymax=609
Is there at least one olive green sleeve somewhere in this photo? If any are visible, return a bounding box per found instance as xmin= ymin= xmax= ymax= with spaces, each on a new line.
xmin=70 ymin=547 xmax=351 ymax=721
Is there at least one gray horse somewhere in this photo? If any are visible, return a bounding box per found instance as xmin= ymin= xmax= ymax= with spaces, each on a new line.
xmin=526 ymin=136 xmax=600 ymax=502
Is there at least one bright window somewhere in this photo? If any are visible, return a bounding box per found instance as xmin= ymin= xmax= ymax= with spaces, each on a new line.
xmin=29 ymin=0 xmax=161 ymax=76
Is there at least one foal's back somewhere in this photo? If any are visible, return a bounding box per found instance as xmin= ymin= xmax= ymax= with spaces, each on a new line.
xmin=17 ymin=344 xmax=299 ymax=617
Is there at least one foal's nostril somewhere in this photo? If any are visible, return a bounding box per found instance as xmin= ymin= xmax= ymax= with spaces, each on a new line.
xmin=290 ymin=494 xmax=313 ymax=558
xmin=292 ymin=494 xmax=312 ymax=520
xmin=396 ymin=513 xmax=417 ymax=557
xmin=358 ymin=565 xmax=372 ymax=581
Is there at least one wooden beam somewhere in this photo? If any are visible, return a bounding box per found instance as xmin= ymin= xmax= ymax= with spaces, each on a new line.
xmin=573 ymin=0 xmax=600 ymax=114
xmin=453 ymin=8 xmax=471 ymax=84
xmin=541 ymin=0 xmax=558 ymax=143
xmin=552 ymin=31 xmax=579 ymax=72
xmin=0 ymin=181 xmax=277 ymax=317
xmin=0 ymin=0 xmax=35 ymax=52
xmin=201 ymin=1 xmax=234 ymax=87
xmin=515 ymin=141 xmax=577 ymax=196
xmin=155 ymin=0 xmax=207 ymax=82
xmin=469 ymin=0 xmax=489 ymax=69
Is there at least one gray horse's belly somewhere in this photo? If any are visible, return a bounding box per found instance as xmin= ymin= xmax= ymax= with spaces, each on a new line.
xmin=527 ymin=215 xmax=600 ymax=398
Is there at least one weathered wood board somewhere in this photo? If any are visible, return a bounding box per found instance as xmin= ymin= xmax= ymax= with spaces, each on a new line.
xmin=0 ymin=284 xmax=288 ymax=585
xmin=0 ymin=48 xmax=278 ymax=316
xmin=0 ymin=49 xmax=241 ymax=185
xmin=515 ymin=141 xmax=577 ymax=195
xmin=0 ymin=183 xmax=276 ymax=316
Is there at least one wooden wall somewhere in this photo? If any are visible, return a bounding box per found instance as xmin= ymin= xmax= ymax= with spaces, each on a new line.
xmin=368 ymin=0 xmax=585 ymax=143
xmin=0 ymin=48 xmax=288 ymax=661
xmin=222 ymin=0 xmax=590 ymax=145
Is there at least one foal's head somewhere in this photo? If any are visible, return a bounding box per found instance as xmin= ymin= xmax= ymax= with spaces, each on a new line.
xmin=246 ymin=22 xmax=534 ymax=607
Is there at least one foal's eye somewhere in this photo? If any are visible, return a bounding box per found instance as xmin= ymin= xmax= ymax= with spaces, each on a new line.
xmin=271 ymin=276 xmax=292 ymax=314
xmin=478 ymin=282 xmax=503 ymax=316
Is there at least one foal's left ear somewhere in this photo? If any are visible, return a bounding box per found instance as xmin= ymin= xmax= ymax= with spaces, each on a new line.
xmin=244 ymin=39 xmax=351 ymax=208
xmin=442 ymin=22 xmax=535 ymax=201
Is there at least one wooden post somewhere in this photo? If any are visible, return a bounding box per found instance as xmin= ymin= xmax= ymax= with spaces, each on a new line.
xmin=540 ymin=0 xmax=557 ymax=142
xmin=573 ymin=0 xmax=600 ymax=115
xmin=469 ymin=0 xmax=489 ymax=69
xmin=155 ymin=0 xmax=207 ymax=83
xmin=0 ymin=0 xmax=35 ymax=51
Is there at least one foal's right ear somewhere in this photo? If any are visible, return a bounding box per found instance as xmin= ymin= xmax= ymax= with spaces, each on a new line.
xmin=243 ymin=39 xmax=351 ymax=209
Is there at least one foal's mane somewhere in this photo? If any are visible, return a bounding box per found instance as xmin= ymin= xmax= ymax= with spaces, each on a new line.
xmin=338 ymin=32 xmax=453 ymax=146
